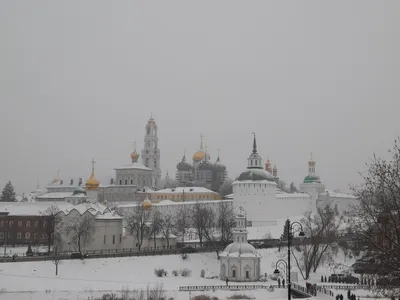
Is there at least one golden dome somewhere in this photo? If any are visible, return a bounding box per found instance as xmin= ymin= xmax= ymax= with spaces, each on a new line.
xmin=193 ymin=151 xmax=206 ymax=162
xmin=141 ymin=198 xmax=152 ymax=210
xmin=130 ymin=151 xmax=139 ymax=161
xmin=86 ymin=170 xmax=100 ymax=191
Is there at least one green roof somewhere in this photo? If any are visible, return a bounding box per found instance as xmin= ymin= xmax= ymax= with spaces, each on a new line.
xmin=303 ymin=175 xmax=321 ymax=183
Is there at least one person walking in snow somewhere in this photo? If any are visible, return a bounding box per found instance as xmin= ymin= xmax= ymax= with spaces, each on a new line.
xmin=282 ymin=278 xmax=285 ymax=288
xmin=278 ymin=277 xmax=281 ymax=288
xmin=226 ymin=277 xmax=229 ymax=286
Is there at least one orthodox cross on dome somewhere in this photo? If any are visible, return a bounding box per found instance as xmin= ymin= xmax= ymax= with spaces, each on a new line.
xmin=200 ymin=133 xmax=204 ymax=150
xmin=252 ymin=132 xmax=257 ymax=153
xmin=133 ymin=141 xmax=137 ymax=152
xmin=91 ymin=158 xmax=96 ymax=170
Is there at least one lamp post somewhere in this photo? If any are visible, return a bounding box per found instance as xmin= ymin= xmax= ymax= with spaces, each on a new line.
xmin=275 ymin=219 xmax=305 ymax=300
xmin=274 ymin=259 xmax=288 ymax=278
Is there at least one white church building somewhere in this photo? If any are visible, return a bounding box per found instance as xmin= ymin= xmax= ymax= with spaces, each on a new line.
xmin=220 ymin=212 xmax=261 ymax=281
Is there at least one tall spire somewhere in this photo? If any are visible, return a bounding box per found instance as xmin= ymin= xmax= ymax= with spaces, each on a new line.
xmin=204 ymin=145 xmax=209 ymax=161
xmin=91 ymin=158 xmax=96 ymax=170
xmin=252 ymin=132 xmax=257 ymax=154
xmin=86 ymin=158 xmax=100 ymax=191
xmin=200 ymin=133 xmax=204 ymax=150
xmin=308 ymin=152 xmax=316 ymax=176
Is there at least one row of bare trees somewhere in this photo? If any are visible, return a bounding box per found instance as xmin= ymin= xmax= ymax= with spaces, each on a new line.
xmin=124 ymin=201 xmax=236 ymax=257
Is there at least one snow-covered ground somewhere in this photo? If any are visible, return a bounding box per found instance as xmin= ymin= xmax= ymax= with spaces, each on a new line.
xmin=0 ymin=248 xmax=369 ymax=300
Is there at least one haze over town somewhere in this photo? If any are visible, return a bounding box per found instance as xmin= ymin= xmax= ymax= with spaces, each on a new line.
xmin=1 ymin=1 xmax=400 ymax=194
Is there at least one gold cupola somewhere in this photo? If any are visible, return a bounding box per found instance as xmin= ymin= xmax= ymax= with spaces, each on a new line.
xmin=86 ymin=158 xmax=100 ymax=191
xmin=141 ymin=196 xmax=152 ymax=210
xmin=130 ymin=141 xmax=139 ymax=163
xmin=192 ymin=133 xmax=210 ymax=162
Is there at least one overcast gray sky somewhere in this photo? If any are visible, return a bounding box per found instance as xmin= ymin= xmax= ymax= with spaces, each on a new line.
xmin=1 ymin=1 xmax=399 ymax=194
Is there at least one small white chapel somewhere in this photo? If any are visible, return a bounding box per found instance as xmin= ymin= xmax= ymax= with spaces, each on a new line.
xmin=219 ymin=212 xmax=261 ymax=282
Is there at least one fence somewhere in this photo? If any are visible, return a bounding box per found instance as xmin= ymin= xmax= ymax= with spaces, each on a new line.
xmin=0 ymin=246 xmax=221 ymax=263
xmin=179 ymin=284 xmax=273 ymax=292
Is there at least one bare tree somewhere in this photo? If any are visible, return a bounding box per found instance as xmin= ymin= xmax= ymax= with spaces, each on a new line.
xmin=350 ymin=138 xmax=400 ymax=274
xmin=159 ymin=213 xmax=175 ymax=249
xmin=291 ymin=207 xmax=339 ymax=280
xmin=190 ymin=203 xmax=220 ymax=257
xmin=175 ymin=205 xmax=189 ymax=242
xmin=149 ymin=210 xmax=162 ymax=249
xmin=200 ymin=206 xmax=221 ymax=258
xmin=190 ymin=202 xmax=205 ymax=246
xmin=217 ymin=202 xmax=236 ymax=246
xmin=125 ymin=205 xmax=151 ymax=251
xmin=220 ymin=178 xmax=233 ymax=197
xmin=40 ymin=204 xmax=61 ymax=253
xmin=52 ymin=231 xmax=63 ymax=276
xmin=64 ymin=214 xmax=95 ymax=256
xmin=106 ymin=201 xmax=118 ymax=211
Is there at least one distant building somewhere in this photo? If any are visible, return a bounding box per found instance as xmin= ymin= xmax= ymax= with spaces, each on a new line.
xmin=175 ymin=134 xmax=227 ymax=191
xmin=299 ymin=153 xmax=326 ymax=214
xmin=232 ymin=134 xmax=313 ymax=226
xmin=150 ymin=186 xmax=221 ymax=202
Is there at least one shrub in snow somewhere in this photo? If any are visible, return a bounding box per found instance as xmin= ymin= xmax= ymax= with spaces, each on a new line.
xmin=172 ymin=270 xmax=178 ymax=276
xmin=154 ymin=268 xmax=168 ymax=277
xmin=192 ymin=295 xmax=218 ymax=300
xmin=181 ymin=253 xmax=188 ymax=260
xmin=227 ymin=294 xmax=254 ymax=299
xmin=200 ymin=269 xmax=205 ymax=278
xmin=180 ymin=268 xmax=192 ymax=277
xmin=26 ymin=244 xmax=33 ymax=256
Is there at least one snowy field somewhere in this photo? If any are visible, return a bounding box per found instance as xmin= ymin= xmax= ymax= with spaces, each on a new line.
xmin=0 ymin=248 xmax=368 ymax=300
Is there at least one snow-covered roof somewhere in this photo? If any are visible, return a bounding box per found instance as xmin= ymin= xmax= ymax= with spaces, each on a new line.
xmin=36 ymin=192 xmax=75 ymax=199
xmin=59 ymin=201 xmax=109 ymax=216
xmin=0 ymin=202 xmax=74 ymax=216
xmin=224 ymin=193 xmax=234 ymax=199
xmin=220 ymin=242 xmax=261 ymax=258
xmin=152 ymin=187 xmax=218 ymax=194
xmin=117 ymin=199 xmax=232 ymax=208
xmin=114 ymin=163 xmax=152 ymax=171
xmin=95 ymin=211 xmax=123 ymax=220
xmin=321 ymin=190 xmax=358 ymax=199
xmin=276 ymin=192 xmax=311 ymax=199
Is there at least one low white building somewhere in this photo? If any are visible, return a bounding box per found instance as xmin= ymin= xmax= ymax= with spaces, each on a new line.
xmin=57 ymin=202 xmax=124 ymax=253
xmin=317 ymin=190 xmax=359 ymax=214
xmin=220 ymin=213 xmax=261 ymax=282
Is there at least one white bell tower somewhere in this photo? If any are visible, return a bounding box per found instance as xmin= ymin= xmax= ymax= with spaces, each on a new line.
xmin=141 ymin=116 xmax=162 ymax=189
